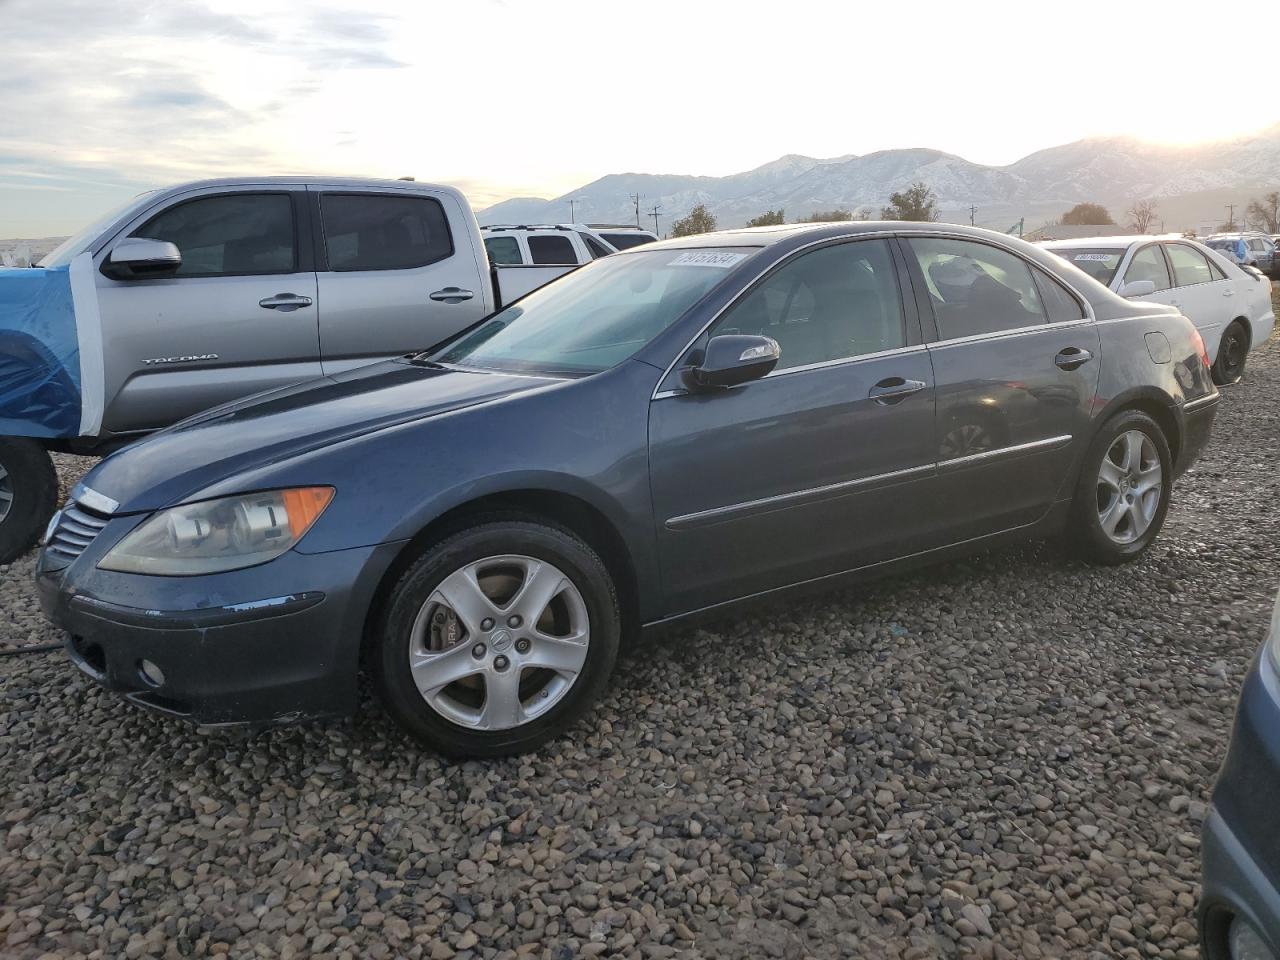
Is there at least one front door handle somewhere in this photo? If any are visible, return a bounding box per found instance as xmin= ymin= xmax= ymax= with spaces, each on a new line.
xmin=259 ymin=293 xmax=313 ymax=311
xmin=1223 ymin=289 xmax=1235 ymax=297
xmin=1055 ymin=347 xmax=1093 ymax=370
xmin=430 ymin=287 xmax=475 ymax=303
xmin=869 ymin=377 xmax=927 ymax=405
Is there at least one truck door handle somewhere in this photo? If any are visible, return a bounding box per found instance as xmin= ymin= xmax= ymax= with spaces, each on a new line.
xmin=1223 ymin=289 xmax=1235 ymax=297
xmin=258 ymin=293 xmax=313 ymax=311
xmin=869 ymin=377 xmax=927 ymax=405
xmin=430 ymin=287 xmax=475 ymax=303
xmin=1054 ymin=347 xmax=1093 ymax=370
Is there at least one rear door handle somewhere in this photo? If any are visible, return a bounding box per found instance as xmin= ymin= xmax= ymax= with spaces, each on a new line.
xmin=1054 ymin=347 xmax=1093 ymax=370
xmin=869 ymin=377 xmax=927 ymax=405
xmin=258 ymin=293 xmax=313 ymax=311
xmin=430 ymin=287 xmax=475 ymax=303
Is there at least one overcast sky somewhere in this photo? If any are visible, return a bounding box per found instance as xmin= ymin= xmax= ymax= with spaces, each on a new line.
xmin=0 ymin=0 xmax=1271 ymax=236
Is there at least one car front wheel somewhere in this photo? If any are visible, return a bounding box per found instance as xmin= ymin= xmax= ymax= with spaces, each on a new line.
xmin=0 ymin=438 xmax=58 ymax=564
xmin=373 ymin=520 xmax=620 ymax=758
xmin=1067 ymin=410 xmax=1172 ymax=565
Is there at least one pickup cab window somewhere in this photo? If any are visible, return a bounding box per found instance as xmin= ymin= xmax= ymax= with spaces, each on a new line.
xmin=321 ymin=194 xmax=453 ymax=271
xmin=484 ymin=235 xmax=522 ymax=265
xmin=133 ymin=193 xmax=295 ymax=277
xmin=527 ymin=234 xmax=577 ymax=265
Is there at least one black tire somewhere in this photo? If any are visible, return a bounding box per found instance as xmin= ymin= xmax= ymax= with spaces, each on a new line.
xmin=1066 ymin=410 xmax=1172 ymax=566
xmin=0 ymin=438 xmax=58 ymax=565
xmin=1211 ymin=320 xmax=1249 ymax=385
xmin=373 ymin=520 xmax=620 ymax=758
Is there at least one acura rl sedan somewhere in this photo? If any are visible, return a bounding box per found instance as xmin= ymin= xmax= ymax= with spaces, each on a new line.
xmin=36 ymin=222 xmax=1220 ymax=756
xmin=1199 ymin=590 xmax=1280 ymax=960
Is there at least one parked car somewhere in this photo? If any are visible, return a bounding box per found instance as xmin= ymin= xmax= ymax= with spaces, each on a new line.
xmin=0 ymin=177 xmax=577 ymax=563
xmin=1043 ymin=235 xmax=1275 ymax=384
xmin=480 ymin=223 xmax=658 ymax=266
xmin=1198 ymin=589 xmax=1280 ymax=960
xmin=36 ymin=222 xmax=1219 ymax=756
xmin=1204 ymin=232 xmax=1277 ymax=276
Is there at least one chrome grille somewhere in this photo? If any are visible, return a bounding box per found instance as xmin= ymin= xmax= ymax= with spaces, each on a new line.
xmin=46 ymin=502 xmax=111 ymax=563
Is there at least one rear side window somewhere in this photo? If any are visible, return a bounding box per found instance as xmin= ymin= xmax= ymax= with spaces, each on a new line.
xmin=1033 ymin=268 xmax=1085 ymax=322
xmin=527 ymin=234 xmax=577 ymax=264
xmin=1165 ymin=243 xmax=1214 ymax=286
xmin=1125 ymin=245 xmax=1172 ymax=291
xmin=601 ymin=232 xmax=654 ymax=250
xmin=134 ymin=193 xmax=295 ymax=277
xmin=907 ymin=237 xmax=1047 ymax=339
xmin=321 ymin=194 xmax=452 ymax=271
xmin=484 ymin=235 xmax=522 ymax=265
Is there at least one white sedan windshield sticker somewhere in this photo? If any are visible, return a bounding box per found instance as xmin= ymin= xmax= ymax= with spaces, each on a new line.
xmin=1072 ymin=253 xmax=1114 ymax=261
xmin=668 ymin=251 xmax=747 ymax=268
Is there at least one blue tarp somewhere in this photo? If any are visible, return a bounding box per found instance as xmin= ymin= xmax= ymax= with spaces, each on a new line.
xmin=0 ymin=263 xmax=92 ymax=439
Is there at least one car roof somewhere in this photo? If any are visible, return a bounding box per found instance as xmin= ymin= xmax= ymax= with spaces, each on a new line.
xmin=1041 ymin=235 xmax=1184 ymax=250
xmin=641 ymin=220 xmax=1061 ymax=251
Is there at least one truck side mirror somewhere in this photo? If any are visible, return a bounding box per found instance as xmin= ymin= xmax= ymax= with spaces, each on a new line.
xmin=104 ymin=238 xmax=182 ymax=280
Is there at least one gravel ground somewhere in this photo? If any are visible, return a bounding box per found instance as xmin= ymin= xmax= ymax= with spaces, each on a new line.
xmin=2 ymin=334 xmax=1278 ymax=960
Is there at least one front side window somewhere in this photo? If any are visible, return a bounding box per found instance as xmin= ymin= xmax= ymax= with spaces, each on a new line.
xmin=321 ymin=194 xmax=452 ymax=271
xmin=1125 ymin=245 xmax=1172 ymax=291
xmin=433 ymin=247 xmax=750 ymax=376
xmin=527 ymin=234 xmax=578 ymax=265
xmin=484 ymin=235 xmax=522 ymax=265
xmin=601 ymin=232 xmax=655 ymax=251
xmin=1166 ymin=243 xmax=1214 ymax=286
xmin=709 ymin=239 xmax=905 ymax=370
xmin=907 ymin=238 xmax=1046 ymax=339
xmin=133 ymin=193 xmax=294 ymax=277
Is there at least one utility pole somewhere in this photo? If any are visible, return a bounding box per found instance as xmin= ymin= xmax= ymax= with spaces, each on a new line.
xmin=630 ymin=193 xmax=642 ymax=228
xmin=969 ymin=205 xmax=976 ymax=226
xmin=568 ymin=198 xmax=577 ymax=223
xmin=1225 ymin=204 xmax=1236 ymax=229
xmin=649 ymin=203 xmax=662 ymax=238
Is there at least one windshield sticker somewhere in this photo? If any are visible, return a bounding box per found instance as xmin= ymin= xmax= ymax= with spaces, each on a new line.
xmin=1072 ymin=253 xmax=1114 ymax=261
xmin=668 ymin=251 xmax=748 ymax=268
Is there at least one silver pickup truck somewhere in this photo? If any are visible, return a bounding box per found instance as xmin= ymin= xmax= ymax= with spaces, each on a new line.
xmin=0 ymin=177 xmax=576 ymax=561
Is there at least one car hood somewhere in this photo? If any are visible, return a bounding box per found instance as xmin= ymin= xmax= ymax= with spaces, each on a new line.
xmin=84 ymin=360 xmax=560 ymax=512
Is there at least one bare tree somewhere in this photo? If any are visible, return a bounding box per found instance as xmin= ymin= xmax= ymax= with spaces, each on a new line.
xmin=1127 ymin=198 xmax=1158 ymax=234
xmin=1246 ymin=192 xmax=1280 ymax=233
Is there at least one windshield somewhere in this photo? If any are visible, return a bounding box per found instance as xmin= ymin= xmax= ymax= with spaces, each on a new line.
xmin=38 ymin=191 xmax=158 ymax=267
xmin=1048 ymin=247 xmax=1124 ymax=285
xmin=433 ymin=246 xmax=754 ymax=376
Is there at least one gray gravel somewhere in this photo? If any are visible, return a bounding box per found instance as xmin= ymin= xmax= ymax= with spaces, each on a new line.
xmin=3 ymin=338 xmax=1279 ymax=959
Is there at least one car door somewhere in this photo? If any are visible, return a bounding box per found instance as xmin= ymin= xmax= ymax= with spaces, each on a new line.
xmin=648 ymin=237 xmax=938 ymax=613
xmin=1164 ymin=242 xmax=1232 ymax=357
xmin=94 ymin=188 xmax=321 ymax=435
xmin=899 ymin=235 xmax=1100 ymax=544
xmin=312 ymin=188 xmax=487 ymax=375
xmin=1116 ymin=242 xmax=1176 ymax=310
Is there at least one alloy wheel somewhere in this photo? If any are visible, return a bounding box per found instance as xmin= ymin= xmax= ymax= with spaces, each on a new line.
xmin=1096 ymin=430 xmax=1162 ymax=544
xmin=407 ymin=555 xmax=590 ymax=730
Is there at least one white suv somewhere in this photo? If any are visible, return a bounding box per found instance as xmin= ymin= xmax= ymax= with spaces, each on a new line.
xmin=481 ymin=224 xmax=658 ymax=267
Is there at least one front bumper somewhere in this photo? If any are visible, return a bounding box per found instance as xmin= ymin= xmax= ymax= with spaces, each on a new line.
xmin=36 ymin=533 xmax=404 ymax=727
xmin=1199 ymin=652 xmax=1280 ymax=959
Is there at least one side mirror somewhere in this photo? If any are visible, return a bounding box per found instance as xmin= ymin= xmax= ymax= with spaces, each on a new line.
xmin=105 ymin=237 xmax=182 ymax=280
xmin=1119 ymin=279 xmax=1155 ymax=298
xmin=682 ymin=334 xmax=780 ymax=391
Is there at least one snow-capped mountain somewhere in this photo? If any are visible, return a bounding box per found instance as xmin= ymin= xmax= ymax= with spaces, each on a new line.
xmin=477 ymin=124 xmax=1280 ymax=229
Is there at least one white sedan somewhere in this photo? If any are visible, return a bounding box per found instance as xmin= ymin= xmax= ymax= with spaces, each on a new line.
xmin=1043 ymin=235 xmax=1275 ymax=384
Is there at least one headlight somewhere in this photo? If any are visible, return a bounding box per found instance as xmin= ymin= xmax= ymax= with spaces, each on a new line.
xmin=99 ymin=487 xmax=334 ymax=575
xmin=1268 ymin=590 xmax=1280 ymax=673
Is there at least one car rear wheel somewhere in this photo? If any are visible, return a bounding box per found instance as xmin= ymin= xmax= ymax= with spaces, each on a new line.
xmin=0 ymin=439 xmax=58 ymax=564
xmin=1211 ymin=320 xmax=1248 ymax=385
xmin=373 ymin=520 xmax=620 ymax=758
xmin=1066 ymin=410 xmax=1172 ymax=565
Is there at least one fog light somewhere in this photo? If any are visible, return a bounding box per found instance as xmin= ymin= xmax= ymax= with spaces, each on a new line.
xmin=138 ymin=659 xmax=165 ymax=688
xmin=1230 ymin=917 xmax=1279 ymax=960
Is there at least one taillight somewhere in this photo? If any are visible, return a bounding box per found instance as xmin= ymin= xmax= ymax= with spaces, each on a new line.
xmin=1190 ymin=327 xmax=1210 ymax=369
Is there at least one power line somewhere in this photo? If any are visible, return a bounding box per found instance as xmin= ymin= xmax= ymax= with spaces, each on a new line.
xmin=648 ymin=203 xmax=662 ymax=237
xmin=630 ymin=193 xmax=642 ymax=228
xmin=969 ymin=205 xmax=977 ymax=226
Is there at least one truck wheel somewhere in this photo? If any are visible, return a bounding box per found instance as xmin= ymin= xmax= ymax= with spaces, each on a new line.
xmin=0 ymin=439 xmax=59 ymax=564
